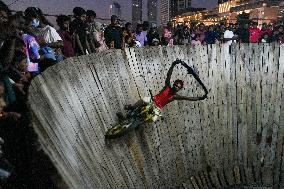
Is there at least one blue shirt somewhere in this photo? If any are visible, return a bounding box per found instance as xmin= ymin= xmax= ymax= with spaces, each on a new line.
xmin=204 ymin=31 xmax=219 ymax=44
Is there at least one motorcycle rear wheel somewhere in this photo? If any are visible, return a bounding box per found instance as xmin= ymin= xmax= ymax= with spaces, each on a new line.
xmin=105 ymin=123 xmax=127 ymax=139
xmin=105 ymin=117 xmax=144 ymax=139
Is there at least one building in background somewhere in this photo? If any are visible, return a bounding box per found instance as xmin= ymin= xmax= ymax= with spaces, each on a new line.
xmin=218 ymin=0 xmax=230 ymax=4
xmin=160 ymin=0 xmax=205 ymax=26
xmin=132 ymin=0 xmax=143 ymax=27
xmin=132 ymin=0 xmax=158 ymax=27
xmin=173 ymin=0 xmax=284 ymax=27
xmin=109 ymin=1 xmax=122 ymax=18
xmin=173 ymin=0 xmax=204 ymax=17
xmin=160 ymin=0 xmax=179 ymax=26
xmin=148 ymin=0 xmax=158 ymax=27
xmin=219 ymin=0 xmax=239 ymax=14
xmin=169 ymin=0 xmax=178 ymax=18
xmin=177 ymin=0 xmax=192 ymax=11
xmin=278 ymin=1 xmax=284 ymax=20
xmin=160 ymin=0 xmax=170 ymax=26
xmin=229 ymin=0 xmax=282 ymax=25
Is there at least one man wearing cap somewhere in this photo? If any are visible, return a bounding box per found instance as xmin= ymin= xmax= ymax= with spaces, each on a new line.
xmin=104 ymin=15 xmax=124 ymax=49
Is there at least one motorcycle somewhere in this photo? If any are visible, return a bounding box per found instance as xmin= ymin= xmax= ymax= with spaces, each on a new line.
xmin=105 ymin=92 xmax=160 ymax=139
xmin=105 ymin=60 xmax=208 ymax=139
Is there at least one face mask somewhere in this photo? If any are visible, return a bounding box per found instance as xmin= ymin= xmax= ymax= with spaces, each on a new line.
xmin=31 ymin=19 xmax=40 ymax=28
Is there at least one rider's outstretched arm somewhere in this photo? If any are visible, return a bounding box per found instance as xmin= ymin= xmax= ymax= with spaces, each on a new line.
xmin=165 ymin=60 xmax=182 ymax=87
xmin=190 ymin=72 xmax=208 ymax=95
xmin=173 ymin=95 xmax=206 ymax=101
xmin=180 ymin=61 xmax=209 ymax=94
xmin=173 ymin=84 xmax=208 ymax=101
xmin=174 ymin=61 xmax=208 ymax=101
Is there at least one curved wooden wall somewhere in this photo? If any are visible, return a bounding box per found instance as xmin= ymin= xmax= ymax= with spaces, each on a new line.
xmin=29 ymin=44 xmax=284 ymax=189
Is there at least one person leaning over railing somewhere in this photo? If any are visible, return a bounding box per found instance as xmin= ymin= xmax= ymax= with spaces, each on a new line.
xmin=104 ymin=15 xmax=124 ymax=50
xmin=56 ymin=15 xmax=75 ymax=58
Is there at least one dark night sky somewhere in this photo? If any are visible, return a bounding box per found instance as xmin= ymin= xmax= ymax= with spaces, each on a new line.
xmin=4 ymin=0 xmax=218 ymax=25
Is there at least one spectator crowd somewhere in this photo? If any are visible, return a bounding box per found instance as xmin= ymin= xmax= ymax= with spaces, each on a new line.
xmin=0 ymin=0 xmax=284 ymax=187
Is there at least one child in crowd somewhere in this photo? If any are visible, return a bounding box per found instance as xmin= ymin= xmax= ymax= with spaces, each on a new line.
xmin=261 ymin=33 xmax=270 ymax=43
xmin=191 ymin=34 xmax=201 ymax=46
xmin=163 ymin=22 xmax=174 ymax=46
xmin=94 ymin=22 xmax=108 ymax=52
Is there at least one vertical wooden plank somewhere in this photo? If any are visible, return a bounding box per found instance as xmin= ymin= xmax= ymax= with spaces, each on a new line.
xmin=235 ymin=43 xmax=247 ymax=167
xmin=273 ymin=44 xmax=284 ymax=189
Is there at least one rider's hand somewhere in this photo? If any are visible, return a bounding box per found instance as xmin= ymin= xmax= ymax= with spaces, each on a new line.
xmin=172 ymin=59 xmax=182 ymax=66
xmin=181 ymin=61 xmax=188 ymax=67
xmin=187 ymin=67 xmax=195 ymax=75
xmin=199 ymin=94 xmax=208 ymax=100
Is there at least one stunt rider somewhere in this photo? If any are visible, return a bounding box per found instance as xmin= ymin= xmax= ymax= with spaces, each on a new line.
xmin=118 ymin=59 xmax=208 ymax=122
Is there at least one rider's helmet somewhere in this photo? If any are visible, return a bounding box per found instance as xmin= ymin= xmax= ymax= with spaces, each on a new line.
xmin=173 ymin=79 xmax=184 ymax=92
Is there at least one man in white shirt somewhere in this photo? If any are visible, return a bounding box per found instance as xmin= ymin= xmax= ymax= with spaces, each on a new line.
xmin=223 ymin=24 xmax=238 ymax=45
xmin=40 ymin=25 xmax=62 ymax=44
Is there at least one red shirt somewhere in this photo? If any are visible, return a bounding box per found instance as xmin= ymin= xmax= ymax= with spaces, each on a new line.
xmin=249 ymin=27 xmax=261 ymax=43
xmin=153 ymin=87 xmax=175 ymax=109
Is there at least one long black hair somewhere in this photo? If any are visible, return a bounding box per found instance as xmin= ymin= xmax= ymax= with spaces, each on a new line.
xmin=56 ymin=15 xmax=71 ymax=29
xmin=24 ymin=7 xmax=53 ymax=27
xmin=37 ymin=8 xmax=53 ymax=27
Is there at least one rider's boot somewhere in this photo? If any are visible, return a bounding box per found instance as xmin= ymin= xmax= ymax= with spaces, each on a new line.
xmin=125 ymin=100 xmax=146 ymax=111
xmin=116 ymin=112 xmax=126 ymax=121
xmin=124 ymin=104 xmax=134 ymax=111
